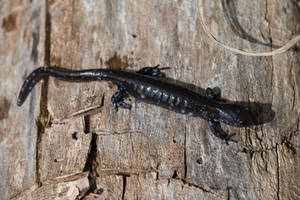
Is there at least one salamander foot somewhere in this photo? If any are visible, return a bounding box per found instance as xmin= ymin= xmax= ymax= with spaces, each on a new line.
xmin=136 ymin=64 xmax=170 ymax=77
xmin=206 ymin=87 xmax=221 ymax=100
xmin=208 ymin=119 xmax=237 ymax=145
xmin=111 ymin=87 xmax=131 ymax=111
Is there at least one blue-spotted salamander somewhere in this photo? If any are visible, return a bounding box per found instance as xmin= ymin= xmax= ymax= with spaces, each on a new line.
xmin=17 ymin=65 xmax=255 ymax=144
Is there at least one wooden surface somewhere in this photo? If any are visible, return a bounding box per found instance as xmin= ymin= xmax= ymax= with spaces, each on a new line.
xmin=0 ymin=0 xmax=299 ymax=199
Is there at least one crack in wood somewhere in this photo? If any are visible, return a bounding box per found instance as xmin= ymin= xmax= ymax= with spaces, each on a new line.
xmin=276 ymin=144 xmax=280 ymax=200
xmin=184 ymin=125 xmax=187 ymax=179
xmin=240 ymin=128 xmax=299 ymax=157
xmin=83 ymin=115 xmax=90 ymax=134
xmin=172 ymin=177 xmax=218 ymax=195
xmin=35 ymin=1 xmax=52 ymax=188
xmin=227 ymin=186 xmax=233 ymax=200
xmin=121 ymin=174 xmax=129 ymax=200
xmin=82 ymin=131 xmax=98 ymax=197
xmin=71 ymin=94 xmax=105 ymax=119
xmin=97 ymin=169 xmax=152 ymax=176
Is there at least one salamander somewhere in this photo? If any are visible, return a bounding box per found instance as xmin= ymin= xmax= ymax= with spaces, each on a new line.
xmin=17 ymin=65 xmax=255 ymax=144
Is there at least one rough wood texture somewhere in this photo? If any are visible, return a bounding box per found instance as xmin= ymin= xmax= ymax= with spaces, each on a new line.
xmin=11 ymin=172 xmax=89 ymax=200
xmin=0 ymin=0 xmax=45 ymax=199
xmin=1 ymin=0 xmax=299 ymax=199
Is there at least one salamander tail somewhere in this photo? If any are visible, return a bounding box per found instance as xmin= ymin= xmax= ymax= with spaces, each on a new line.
xmin=17 ymin=67 xmax=106 ymax=106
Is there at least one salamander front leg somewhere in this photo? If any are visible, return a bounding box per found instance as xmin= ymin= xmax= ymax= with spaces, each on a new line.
xmin=208 ymin=119 xmax=237 ymax=145
xmin=206 ymin=87 xmax=221 ymax=100
xmin=111 ymin=87 xmax=131 ymax=111
xmin=136 ymin=64 xmax=170 ymax=77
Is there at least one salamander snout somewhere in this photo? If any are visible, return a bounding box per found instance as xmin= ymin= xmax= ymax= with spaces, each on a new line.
xmin=218 ymin=104 xmax=255 ymax=127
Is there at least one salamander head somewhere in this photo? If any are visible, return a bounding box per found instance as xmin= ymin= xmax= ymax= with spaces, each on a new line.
xmin=217 ymin=104 xmax=255 ymax=127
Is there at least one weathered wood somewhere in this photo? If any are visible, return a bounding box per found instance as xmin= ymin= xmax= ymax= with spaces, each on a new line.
xmin=0 ymin=0 xmax=46 ymax=199
xmin=39 ymin=118 xmax=91 ymax=182
xmin=1 ymin=0 xmax=299 ymax=199
xmin=11 ymin=172 xmax=89 ymax=200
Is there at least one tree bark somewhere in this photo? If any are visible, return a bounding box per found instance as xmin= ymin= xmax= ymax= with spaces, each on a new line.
xmin=0 ymin=0 xmax=299 ymax=199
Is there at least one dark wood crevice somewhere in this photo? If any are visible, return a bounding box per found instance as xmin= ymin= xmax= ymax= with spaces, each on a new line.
xmin=35 ymin=1 xmax=52 ymax=187
xmin=82 ymin=131 xmax=98 ymax=197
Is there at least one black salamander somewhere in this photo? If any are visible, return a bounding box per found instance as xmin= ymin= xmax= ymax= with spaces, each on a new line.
xmin=17 ymin=65 xmax=255 ymax=144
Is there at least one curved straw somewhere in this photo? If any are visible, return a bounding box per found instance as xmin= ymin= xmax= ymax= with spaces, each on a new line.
xmin=198 ymin=0 xmax=300 ymax=56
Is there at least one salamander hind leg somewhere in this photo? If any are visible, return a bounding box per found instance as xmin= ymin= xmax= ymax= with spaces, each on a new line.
xmin=206 ymin=87 xmax=221 ymax=100
xmin=136 ymin=64 xmax=170 ymax=77
xmin=111 ymin=87 xmax=131 ymax=111
xmin=208 ymin=119 xmax=237 ymax=145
